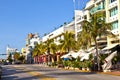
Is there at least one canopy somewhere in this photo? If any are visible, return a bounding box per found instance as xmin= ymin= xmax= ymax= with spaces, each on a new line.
xmin=60 ymin=53 xmax=71 ymax=58
xmin=61 ymin=51 xmax=80 ymax=59
xmin=80 ymin=52 xmax=91 ymax=61
xmin=70 ymin=52 xmax=81 ymax=58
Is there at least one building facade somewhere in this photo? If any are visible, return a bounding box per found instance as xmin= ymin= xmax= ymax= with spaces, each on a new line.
xmin=42 ymin=22 xmax=75 ymax=45
xmin=24 ymin=33 xmax=41 ymax=63
xmin=75 ymin=0 xmax=120 ymax=48
xmin=42 ymin=0 xmax=120 ymax=50
xmin=6 ymin=45 xmax=19 ymax=60
xmin=105 ymin=0 xmax=120 ymax=46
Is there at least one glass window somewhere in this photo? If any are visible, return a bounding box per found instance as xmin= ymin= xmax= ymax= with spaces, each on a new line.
xmin=109 ymin=0 xmax=116 ymax=4
xmin=109 ymin=7 xmax=118 ymax=17
xmin=84 ymin=15 xmax=87 ymax=19
xmin=111 ymin=21 xmax=118 ymax=30
xmin=34 ymin=42 xmax=38 ymax=45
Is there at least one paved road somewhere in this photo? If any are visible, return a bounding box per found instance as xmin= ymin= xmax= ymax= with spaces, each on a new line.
xmin=1 ymin=65 xmax=41 ymax=80
xmin=1 ymin=64 xmax=120 ymax=80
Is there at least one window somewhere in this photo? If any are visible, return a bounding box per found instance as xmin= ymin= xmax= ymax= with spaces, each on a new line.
xmin=109 ymin=0 xmax=116 ymax=4
xmin=111 ymin=21 xmax=118 ymax=30
xmin=97 ymin=2 xmax=104 ymax=10
xmin=84 ymin=15 xmax=87 ymax=19
xmin=34 ymin=42 xmax=38 ymax=45
xmin=111 ymin=40 xmax=119 ymax=44
xmin=109 ymin=7 xmax=118 ymax=17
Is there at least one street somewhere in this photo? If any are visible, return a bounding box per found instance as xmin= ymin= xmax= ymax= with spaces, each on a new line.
xmin=1 ymin=64 xmax=120 ymax=80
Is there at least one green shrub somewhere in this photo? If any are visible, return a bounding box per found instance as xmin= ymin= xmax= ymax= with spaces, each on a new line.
xmin=52 ymin=62 xmax=57 ymax=66
xmin=63 ymin=60 xmax=71 ymax=67
xmin=80 ymin=60 xmax=92 ymax=68
xmin=72 ymin=61 xmax=80 ymax=68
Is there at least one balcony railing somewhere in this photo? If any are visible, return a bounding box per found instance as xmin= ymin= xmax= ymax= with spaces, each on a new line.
xmin=90 ymin=4 xmax=105 ymax=14
xmin=109 ymin=14 xmax=118 ymax=23
xmin=108 ymin=1 xmax=117 ymax=9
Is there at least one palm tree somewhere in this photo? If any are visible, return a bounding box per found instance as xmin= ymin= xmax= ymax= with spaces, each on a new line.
xmin=32 ymin=43 xmax=46 ymax=57
xmin=45 ymin=39 xmax=54 ymax=54
xmin=78 ymin=12 xmax=111 ymax=70
xmin=32 ymin=42 xmax=46 ymax=63
xmin=59 ymin=31 xmax=77 ymax=53
xmin=44 ymin=39 xmax=54 ymax=65
xmin=7 ymin=54 xmax=13 ymax=63
xmin=77 ymin=31 xmax=92 ymax=50
xmin=50 ymin=43 xmax=58 ymax=63
xmin=32 ymin=44 xmax=40 ymax=57
xmin=13 ymin=52 xmax=20 ymax=62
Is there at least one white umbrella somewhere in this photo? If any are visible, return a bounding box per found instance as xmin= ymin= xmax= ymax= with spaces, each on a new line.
xmin=60 ymin=53 xmax=71 ymax=58
xmin=71 ymin=52 xmax=81 ymax=58
xmin=60 ymin=51 xmax=76 ymax=58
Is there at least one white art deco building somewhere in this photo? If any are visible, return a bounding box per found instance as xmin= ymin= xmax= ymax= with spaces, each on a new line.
xmin=24 ymin=33 xmax=41 ymax=63
xmin=42 ymin=0 xmax=120 ymax=49
xmin=6 ymin=45 xmax=19 ymax=59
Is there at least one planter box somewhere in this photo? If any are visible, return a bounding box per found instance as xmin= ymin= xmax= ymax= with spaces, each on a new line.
xmin=75 ymin=68 xmax=79 ymax=70
xmin=86 ymin=68 xmax=91 ymax=72
xmin=69 ymin=67 xmax=74 ymax=70
xmin=65 ymin=67 xmax=69 ymax=69
xmin=103 ymin=70 xmax=111 ymax=72
xmin=82 ymin=68 xmax=86 ymax=71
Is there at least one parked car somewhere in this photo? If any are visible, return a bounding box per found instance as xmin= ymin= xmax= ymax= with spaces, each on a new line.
xmin=3 ymin=62 xmax=8 ymax=65
xmin=14 ymin=61 xmax=22 ymax=64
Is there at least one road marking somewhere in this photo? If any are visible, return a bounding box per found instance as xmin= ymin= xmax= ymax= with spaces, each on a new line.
xmin=28 ymin=71 xmax=56 ymax=80
xmin=13 ymin=65 xmax=56 ymax=80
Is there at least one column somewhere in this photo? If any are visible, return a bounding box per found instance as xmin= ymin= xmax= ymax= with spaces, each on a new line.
xmin=118 ymin=0 xmax=120 ymax=42
xmin=105 ymin=0 xmax=109 ymax=23
xmin=106 ymin=0 xmax=111 ymax=46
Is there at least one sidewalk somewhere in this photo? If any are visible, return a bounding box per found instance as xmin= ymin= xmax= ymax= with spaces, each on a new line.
xmin=33 ymin=64 xmax=120 ymax=76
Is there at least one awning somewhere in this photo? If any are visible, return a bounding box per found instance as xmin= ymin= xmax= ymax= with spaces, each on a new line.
xmin=102 ymin=43 xmax=119 ymax=50
xmin=61 ymin=51 xmax=80 ymax=59
xmin=60 ymin=53 xmax=71 ymax=58
xmin=71 ymin=52 xmax=81 ymax=58
xmin=60 ymin=51 xmax=75 ymax=58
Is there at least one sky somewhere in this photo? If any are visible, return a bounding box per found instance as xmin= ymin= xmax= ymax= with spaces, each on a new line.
xmin=0 ymin=0 xmax=89 ymax=59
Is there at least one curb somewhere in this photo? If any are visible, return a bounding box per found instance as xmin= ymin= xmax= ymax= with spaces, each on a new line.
xmin=97 ymin=72 xmax=120 ymax=76
xmin=33 ymin=64 xmax=120 ymax=76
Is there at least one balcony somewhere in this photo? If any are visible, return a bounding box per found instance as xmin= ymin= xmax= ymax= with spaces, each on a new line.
xmin=95 ymin=0 xmax=103 ymax=4
xmin=76 ymin=18 xmax=86 ymax=24
xmin=108 ymin=1 xmax=117 ymax=10
xmin=111 ymin=29 xmax=119 ymax=35
xmin=109 ymin=14 xmax=118 ymax=23
xmin=85 ymin=0 xmax=94 ymax=9
xmin=76 ymin=24 xmax=82 ymax=33
xmin=90 ymin=4 xmax=105 ymax=14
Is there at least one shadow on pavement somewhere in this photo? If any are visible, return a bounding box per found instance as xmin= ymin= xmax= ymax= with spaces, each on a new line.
xmin=2 ymin=74 xmax=43 ymax=80
xmin=1 ymin=66 xmax=40 ymax=80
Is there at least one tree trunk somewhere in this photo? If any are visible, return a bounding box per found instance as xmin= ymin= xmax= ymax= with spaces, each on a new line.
xmin=57 ymin=54 xmax=60 ymax=62
xmin=94 ymin=38 xmax=100 ymax=71
xmin=48 ymin=54 xmax=51 ymax=66
xmin=52 ymin=55 xmax=55 ymax=63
